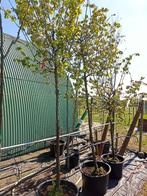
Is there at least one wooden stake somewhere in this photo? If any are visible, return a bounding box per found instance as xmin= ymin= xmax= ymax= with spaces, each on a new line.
xmin=119 ymin=101 xmax=143 ymax=156
xmin=139 ymin=99 xmax=144 ymax=152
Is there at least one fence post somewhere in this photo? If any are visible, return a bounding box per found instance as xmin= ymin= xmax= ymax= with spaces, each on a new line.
xmin=139 ymin=99 xmax=144 ymax=152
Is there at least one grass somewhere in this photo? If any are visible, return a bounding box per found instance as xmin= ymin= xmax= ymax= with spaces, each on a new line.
xmin=78 ymin=105 xmax=147 ymax=152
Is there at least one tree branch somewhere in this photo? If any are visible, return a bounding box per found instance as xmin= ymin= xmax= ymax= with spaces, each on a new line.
xmin=4 ymin=24 xmax=22 ymax=59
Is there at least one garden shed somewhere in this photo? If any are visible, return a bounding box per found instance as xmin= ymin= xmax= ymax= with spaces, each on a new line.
xmin=1 ymin=34 xmax=76 ymax=160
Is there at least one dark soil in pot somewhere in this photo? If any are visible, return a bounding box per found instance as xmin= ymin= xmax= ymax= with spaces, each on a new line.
xmin=102 ymin=153 xmax=124 ymax=179
xmin=80 ymin=160 xmax=111 ymax=196
xmin=36 ymin=179 xmax=78 ymax=196
xmin=49 ymin=140 xmax=65 ymax=157
xmin=66 ymin=149 xmax=79 ymax=170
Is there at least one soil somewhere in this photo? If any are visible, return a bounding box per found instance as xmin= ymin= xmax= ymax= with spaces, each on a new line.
xmin=105 ymin=155 xmax=121 ymax=163
xmin=82 ymin=166 xmax=107 ymax=176
xmin=39 ymin=183 xmax=76 ymax=196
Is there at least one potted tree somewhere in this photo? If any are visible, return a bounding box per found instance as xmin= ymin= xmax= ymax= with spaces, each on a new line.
xmin=92 ymin=34 xmax=142 ymax=179
xmin=70 ymin=4 xmax=122 ymax=195
xmin=14 ymin=0 xmax=84 ymax=195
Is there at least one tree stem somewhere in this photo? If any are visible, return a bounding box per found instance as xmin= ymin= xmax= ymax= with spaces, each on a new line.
xmin=66 ymin=75 xmax=70 ymax=170
xmin=55 ymin=65 xmax=60 ymax=189
xmin=84 ymin=73 xmax=98 ymax=170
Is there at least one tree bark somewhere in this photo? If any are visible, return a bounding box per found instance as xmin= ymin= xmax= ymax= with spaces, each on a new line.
xmin=84 ymin=73 xmax=98 ymax=169
xmin=110 ymin=110 xmax=115 ymax=158
xmin=66 ymin=75 xmax=70 ymax=169
xmin=54 ymin=65 xmax=60 ymax=189
xmin=98 ymin=114 xmax=110 ymax=156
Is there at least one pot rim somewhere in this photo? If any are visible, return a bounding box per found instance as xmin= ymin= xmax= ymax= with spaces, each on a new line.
xmin=80 ymin=160 xmax=111 ymax=178
xmin=102 ymin=153 xmax=125 ymax=165
xmin=36 ymin=179 xmax=78 ymax=195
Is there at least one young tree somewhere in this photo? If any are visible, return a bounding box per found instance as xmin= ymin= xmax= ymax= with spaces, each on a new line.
xmin=14 ymin=0 xmax=85 ymax=190
xmin=92 ymin=40 xmax=143 ymax=159
xmin=70 ymin=3 xmax=121 ymax=170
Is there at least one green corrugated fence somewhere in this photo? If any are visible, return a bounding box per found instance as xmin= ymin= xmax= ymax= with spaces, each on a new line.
xmin=0 ymin=34 xmax=77 ymax=160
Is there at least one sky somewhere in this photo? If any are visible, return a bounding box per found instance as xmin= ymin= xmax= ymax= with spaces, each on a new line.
xmin=93 ymin=0 xmax=147 ymax=92
xmin=1 ymin=0 xmax=147 ymax=92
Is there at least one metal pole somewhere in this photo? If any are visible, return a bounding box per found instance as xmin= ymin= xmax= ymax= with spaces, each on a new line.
xmin=1 ymin=122 xmax=113 ymax=151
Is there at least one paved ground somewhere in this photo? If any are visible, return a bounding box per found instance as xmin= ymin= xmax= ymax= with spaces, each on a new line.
xmin=0 ymin=138 xmax=147 ymax=195
xmin=68 ymin=152 xmax=147 ymax=196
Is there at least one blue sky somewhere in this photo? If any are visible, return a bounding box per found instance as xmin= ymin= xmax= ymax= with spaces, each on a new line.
xmin=94 ymin=0 xmax=147 ymax=92
xmin=2 ymin=0 xmax=147 ymax=91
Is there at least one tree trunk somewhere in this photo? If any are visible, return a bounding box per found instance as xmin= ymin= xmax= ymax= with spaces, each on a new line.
xmin=66 ymin=75 xmax=70 ymax=169
xmin=84 ymin=73 xmax=98 ymax=169
xmin=54 ymin=65 xmax=60 ymax=189
xmin=110 ymin=110 xmax=115 ymax=159
xmin=0 ymin=12 xmax=4 ymax=151
xmin=72 ymin=90 xmax=78 ymax=131
xmin=111 ymin=90 xmax=116 ymax=159
xmin=98 ymin=113 xmax=110 ymax=156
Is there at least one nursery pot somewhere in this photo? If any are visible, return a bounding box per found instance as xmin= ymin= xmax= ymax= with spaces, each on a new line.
xmin=80 ymin=160 xmax=111 ymax=196
xmin=95 ymin=140 xmax=110 ymax=155
xmin=49 ymin=140 xmax=65 ymax=157
xmin=102 ymin=153 xmax=124 ymax=179
xmin=66 ymin=149 xmax=79 ymax=170
xmin=36 ymin=179 xmax=79 ymax=196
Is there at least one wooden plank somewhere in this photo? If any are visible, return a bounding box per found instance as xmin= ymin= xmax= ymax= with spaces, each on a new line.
xmin=98 ymin=116 xmax=110 ymax=156
xmin=118 ymin=102 xmax=143 ymax=156
xmin=139 ymin=100 xmax=144 ymax=152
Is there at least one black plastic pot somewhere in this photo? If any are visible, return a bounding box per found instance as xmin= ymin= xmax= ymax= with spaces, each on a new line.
xmin=80 ymin=160 xmax=111 ymax=196
xmin=66 ymin=149 xmax=79 ymax=170
xmin=36 ymin=179 xmax=79 ymax=196
xmin=49 ymin=140 xmax=65 ymax=157
xmin=102 ymin=153 xmax=124 ymax=179
xmin=95 ymin=140 xmax=110 ymax=155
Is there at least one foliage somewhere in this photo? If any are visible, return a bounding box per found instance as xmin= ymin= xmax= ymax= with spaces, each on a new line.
xmin=91 ymin=33 xmax=143 ymax=157
xmin=67 ymin=3 xmax=123 ymax=167
xmin=6 ymin=0 xmax=144 ymax=179
xmin=14 ymin=0 xmax=85 ymax=189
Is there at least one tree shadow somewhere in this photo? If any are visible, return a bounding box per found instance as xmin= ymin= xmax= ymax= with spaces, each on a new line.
xmin=37 ymin=152 xmax=55 ymax=163
xmin=108 ymin=178 xmax=119 ymax=189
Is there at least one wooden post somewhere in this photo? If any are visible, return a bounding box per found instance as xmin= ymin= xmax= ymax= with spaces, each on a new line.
xmin=98 ymin=115 xmax=110 ymax=156
xmin=95 ymin=129 xmax=99 ymax=155
xmin=119 ymin=101 xmax=143 ymax=156
xmin=139 ymin=99 xmax=144 ymax=152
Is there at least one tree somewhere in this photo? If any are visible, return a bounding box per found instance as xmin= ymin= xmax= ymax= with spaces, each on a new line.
xmin=14 ymin=0 xmax=85 ymax=190
xmin=92 ymin=35 xmax=143 ymax=159
xmin=69 ymin=3 xmax=121 ymax=170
